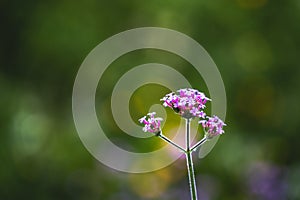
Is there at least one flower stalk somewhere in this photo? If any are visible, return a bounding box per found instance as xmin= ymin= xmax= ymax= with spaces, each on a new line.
xmin=190 ymin=136 xmax=207 ymax=152
xmin=185 ymin=119 xmax=198 ymax=200
xmin=158 ymin=133 xmax=186 ymax=153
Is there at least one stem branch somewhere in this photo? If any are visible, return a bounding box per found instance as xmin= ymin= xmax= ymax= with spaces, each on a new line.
xmin=190 ymin=137 xmax=207 ymax=152
xmin=159 ymin=134 xmax=186 ymax=153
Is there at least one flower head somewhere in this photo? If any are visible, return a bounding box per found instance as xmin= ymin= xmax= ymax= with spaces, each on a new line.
xmin=199 ymin=115 xmax=226 ymax=139
xmin=138 ymin=112 xmax=163 ymax=135
xmin=161 ymin=88 xmax=210 ymax=119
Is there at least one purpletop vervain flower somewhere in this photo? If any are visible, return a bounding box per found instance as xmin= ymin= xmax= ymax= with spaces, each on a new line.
xmin=138 ymin=112 xmax=163 ymax=135
xmin=199 ymin=115 xmax=226 ymax=139
xmin=160 ymin=88 xmax=210 ymax=119
xmin=138 ymin=88 xmax=227 ymax=200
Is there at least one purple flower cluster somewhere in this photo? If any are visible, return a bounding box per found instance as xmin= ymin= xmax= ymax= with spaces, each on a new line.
xmin=138 ymin=112 xmax=163 ymax=135
xmin=139 ymin=88 xmax=226 ymax=138
xmin=199 ymin=115 xmax=226 ymax=139
xmin=160 ymin=88 xmax=210 ymax=119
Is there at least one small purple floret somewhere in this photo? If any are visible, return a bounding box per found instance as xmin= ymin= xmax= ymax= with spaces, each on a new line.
xmin=199 ymin=115 xmax=226 ymax=139
xmin=138 ymin=112 xmax=163 ymax=135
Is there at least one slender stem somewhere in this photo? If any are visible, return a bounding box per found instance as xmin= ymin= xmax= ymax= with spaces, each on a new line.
xmin=186 ymin=152 xmax=197 ymax=200
xmin=159 ymin=134 xmax=186 ymax=153
xmin=190 ymin=136 xmax=207 ymax=152
xmin=186 ymin=119 xmax=191 ymax=150
xmin=185 ymin=119 xmax=198 ymax=200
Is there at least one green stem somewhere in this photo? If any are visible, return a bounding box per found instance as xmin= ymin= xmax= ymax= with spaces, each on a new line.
xmin=185 ymin=119 xmax=198 ymax=200
xmin=190 ymin=136 xmax=207 ymax=152
xmin=159 ymin=134 xmax=186 ymax=153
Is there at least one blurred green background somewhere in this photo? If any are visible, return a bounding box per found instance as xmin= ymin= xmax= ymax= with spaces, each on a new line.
xmin=1 ymin=0 xmax=300 ymax=199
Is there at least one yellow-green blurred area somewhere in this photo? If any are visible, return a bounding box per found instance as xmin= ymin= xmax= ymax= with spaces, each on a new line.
xmin=1 ymin=0 xmax=300 ymax=199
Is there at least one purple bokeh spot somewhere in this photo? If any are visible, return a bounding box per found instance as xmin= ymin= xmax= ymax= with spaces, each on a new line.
xmin=246 ymin=162 xmax=288 ymax=200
